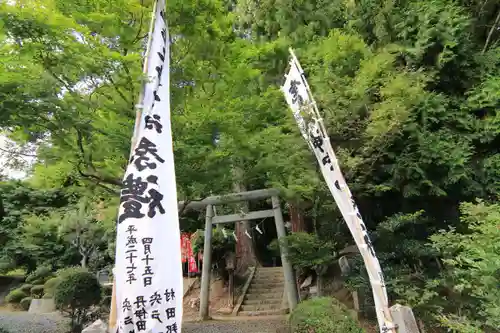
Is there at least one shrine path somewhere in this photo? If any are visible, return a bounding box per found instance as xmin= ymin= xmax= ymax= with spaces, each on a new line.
xmin=184 ymin=317 xmax=288 ymax=333
xmin=0 ymin=311 xmax=288 ymax=333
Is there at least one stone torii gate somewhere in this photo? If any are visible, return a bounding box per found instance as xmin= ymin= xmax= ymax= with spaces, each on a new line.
xmin=177 ymin=188 xmax=299 ymax=320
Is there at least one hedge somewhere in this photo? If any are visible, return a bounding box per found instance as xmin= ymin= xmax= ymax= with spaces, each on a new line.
xmin=5 ymin=288 xmax=28 ymax=304
xmin=25 ymin=266 xmax=53 ymax=284
xmin=43 ymin=277 xmax=61 ymax=297
xmin=19 ymin=284 xmax=33 ymax=293
xmin=289 ymin=297 xmax=365 ymax=333
xmin=31 ymin=285 xmax=45 ymax=299
xmin=20 ymin=297 xmax=32 ymax=311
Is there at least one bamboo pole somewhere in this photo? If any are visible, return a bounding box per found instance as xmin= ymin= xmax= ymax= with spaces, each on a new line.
xmin=108 ymin=1 xmax=158 ymax=332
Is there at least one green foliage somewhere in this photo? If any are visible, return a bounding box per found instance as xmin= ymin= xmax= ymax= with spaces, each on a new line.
xmin=192 ymin=228 xmax=236 ymax=280
xmin=271 ymin=232 xmax=337 ymax=273
xmin=54 ymin=271 xmax=101 ymax=333
xmin=30 ymin=285 xmax=44 ymax=299
xmin=56 ymin=266 xmax=88 ymax=278
xmin=5 ymin=288 xmax=27 ymax=304
xmin=25 ymin=265 xmax=53 ymax=284
xmin=58 ymin=199 xmax=108 ymax=269
xmin=428 ymin=201 xmax=500 ymax=331
xmin=289 ymin=297 xmax=364 ymax=333
xmin=0 ymin=0 xmax=499 ymax=330
xmin=191 ymin=228 xmax=235 ymax=259
xmin=0 ymin=181 xmax=71 ymax=271
xmin=43 ymin=277 xmax=60 ymax=297
xmin=19 ymin=297 xmax=32 ymax=311
xmin=19 ymin=284 xmax=33 ymax=293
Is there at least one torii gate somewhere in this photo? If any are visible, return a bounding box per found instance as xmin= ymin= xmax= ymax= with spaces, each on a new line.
xmin=176 ymin=188 xmax=299 ymax=319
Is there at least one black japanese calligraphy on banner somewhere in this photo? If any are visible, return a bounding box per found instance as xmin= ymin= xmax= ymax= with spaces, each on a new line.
xmin=118 ymin=174 xmax=165 ymax=224
xmin=309 ymin=124 xmax=334 ymax=171
xmin=288 ymin=79 xmax=304 ymax=106
xmin=131 ymin=137 xmax=165 ymax=171
xmin=142 ymin=237 xmax=154 ymax=287
xmin=114 ymin=1 xmax=183 ymax=333
xmin=282 ymin=49 xmax=395 ymax=332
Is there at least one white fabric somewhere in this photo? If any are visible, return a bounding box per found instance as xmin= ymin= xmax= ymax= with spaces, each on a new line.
xmin=115 ymin=1 xmax=183 ymax=332
xmin=282 ymin=53 xmax=393 ymax=332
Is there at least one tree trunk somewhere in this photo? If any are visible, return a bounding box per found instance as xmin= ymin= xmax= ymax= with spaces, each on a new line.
xmin=232 ymin=166 xmax=256 ymax=272
xmin=289 ymin=203 xmax=306 ymax=232
xmin=80 ymin=252 xmax=88 ymax=268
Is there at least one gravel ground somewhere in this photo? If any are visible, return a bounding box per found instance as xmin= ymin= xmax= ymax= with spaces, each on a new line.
xmin=0 ymin=311 xmax=287 ymax=333
xmin=0 ymin=312 xmax=69 ymax=333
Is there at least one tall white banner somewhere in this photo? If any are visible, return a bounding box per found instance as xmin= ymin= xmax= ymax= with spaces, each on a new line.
xmin=282 ymin=49 xmax=395 ymax=333
xmin=115 ymin=1 xmax=183 ymax=333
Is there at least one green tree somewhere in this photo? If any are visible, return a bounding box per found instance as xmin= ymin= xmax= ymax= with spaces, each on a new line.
xmin=0 ymin=181 xmax=72 ymax=271
xmin=58 ymin=199 xmax=107 ymax=269
xmin=429 ymin=201 xmax=500 ymax=331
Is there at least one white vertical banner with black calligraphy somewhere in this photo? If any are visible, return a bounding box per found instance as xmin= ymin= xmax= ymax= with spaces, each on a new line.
xmin=281 ymin=49 xmax=395 ymax=333
xmin=115 ymin=1 xmax=183 ymax=333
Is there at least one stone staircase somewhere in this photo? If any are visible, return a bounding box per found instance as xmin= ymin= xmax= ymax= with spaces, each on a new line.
xmin=239 ymin=267 xmax=288 ymax=316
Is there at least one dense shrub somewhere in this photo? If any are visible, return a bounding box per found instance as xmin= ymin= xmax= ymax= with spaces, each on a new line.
xmin=30 ymin=285 xmax=44 ymax=299
xmin=54 ymin=271 xmax=102 ymax=333
xmin=19 ymin=284 xmax=33 ymax=293
xmin=100 ymin=285 xmax=113 ymax=308
xmin=43 ymin=277 xmax=61 ymax=297
xmin=25 ymin=265 xmax=53 ymax=284
xmin=56 ymin=266 xmax=88 ymax=279
xmin=5 ymin=288 xmax=28 ymax=304
xmin=289 ymin=297 xmax=364 ymax=333
xmin=20 ymin=297 xmax=32 ymax=311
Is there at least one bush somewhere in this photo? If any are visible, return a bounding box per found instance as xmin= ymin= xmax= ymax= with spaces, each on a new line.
xmin=31 ymin=279 xmax=45 ymax=285
xmin=54 ymin=271 xmax=102 ymax=333
xmin=5 ymin=288 xmax=28 ymax=304
xmin=100 ymin=285 xmax=113 ymax=308
xmin=20 ymin=284 xmax=33 ymax=293
xmin=289 ymin=297 xmax=364 ymax=333
xmin=31 ymin=285 xmax=45 ymax=299
xmin=20 ymin=297 xmax=32 ymax=311
xmin=56 ymin=266 xmax=88 ymax=279
xmin=26 ymin=265 xmax=53 ymax=284
xmin=43 ymin=277 xmax=61 ymax=297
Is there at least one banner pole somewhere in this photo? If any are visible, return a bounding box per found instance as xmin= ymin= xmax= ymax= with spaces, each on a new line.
xmin=283 ymin=48 xmax=396 ymax=333
xmin=109 ymin=1 xmax=158 ymax=331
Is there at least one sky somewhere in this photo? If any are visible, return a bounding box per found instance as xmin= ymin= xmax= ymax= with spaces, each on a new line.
xmin=0 ymin=135 xmax=34 ymax=180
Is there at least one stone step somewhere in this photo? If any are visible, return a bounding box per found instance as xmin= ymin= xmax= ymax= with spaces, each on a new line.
xmin=247 ymin=282 xmax=284 ymax=289
xmin=243 ymin=298 xmax=282 ymax=306
xmin=238 ymin=308 xmax=289 ymax=317
xmin=245 ymin=291 xmax=283 ymax=300
xmin=252 ymin=276 xmax=285 ymax=283
xmin=248 ymin=286 xmax=284 ymax=294
xmin=258 ymin=267 xmax=284 ymax=271
xmin=255 ymin=271 xmax=285 ymax=278
xmin=253 ymin=273 xmax=284 ymax=278
xmin=255 ymin=272 xmax=283 ymax=277
xmin=256 ymin=268 xmax=283 ymax=273
xmin=241 ymin=304 xmax=281 ymax=312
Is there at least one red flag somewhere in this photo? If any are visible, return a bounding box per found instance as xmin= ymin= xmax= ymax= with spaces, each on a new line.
xmin=186 ymin=237 xmax=198 ymax=273
xmin=180 ymin=233 xmax=189 ymax=263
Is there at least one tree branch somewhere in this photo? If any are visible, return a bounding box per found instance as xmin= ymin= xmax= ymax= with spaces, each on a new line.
xmin=482 ymin=10 xmax=500 ymax=54
xmin=178 ymin=200 xmax=192 ymax=216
